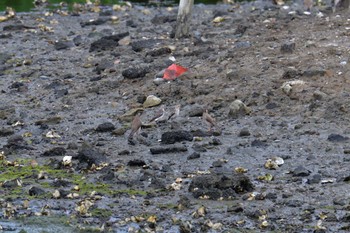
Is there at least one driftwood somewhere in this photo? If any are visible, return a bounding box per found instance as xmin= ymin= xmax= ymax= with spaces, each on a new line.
xmin=175 ymin=0 xmax=194 ymax=38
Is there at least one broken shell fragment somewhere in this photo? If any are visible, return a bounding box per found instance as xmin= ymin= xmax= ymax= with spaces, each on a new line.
xmin=264 ymin=159 xmax=279 ymax=170
xmin=62 ymin=156 xmax=72 ymax=166
xmin=272 ymin=156 xmax=284 ymax=166
xmin=235 ymin=167 xmax=248 ymax=173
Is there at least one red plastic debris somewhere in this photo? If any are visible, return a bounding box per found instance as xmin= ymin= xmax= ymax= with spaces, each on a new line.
xmin=163 ymin=64 xmax=188 ymax=80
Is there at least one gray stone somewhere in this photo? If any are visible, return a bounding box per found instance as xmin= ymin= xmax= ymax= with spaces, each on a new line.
xmin=189 ymin=173 xmax=254 ymax=200
xmin=228 ymin=100 xmax=251 ymax=119
xmin=292 ymin=166 xmax=311 ymax=177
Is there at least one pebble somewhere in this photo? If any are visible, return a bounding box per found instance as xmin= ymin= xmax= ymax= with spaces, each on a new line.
xmin=131 ymin=39 xmax=162 ymax=52
xmin=95 ymin=122 xmax=116 ymax=132
xmin=228 ymin=100 xmax=251 ymax=119
xmin=292 ymin=165 xmax=311 ymax=177
xmin=189 ymin=173 xmax=254 ymax=199
xmin=238 ymin=128 xmax=250 ymax=137
xmin=143 ymin=95 xmax=162 ymax=108
xmin=327 ymin=134 xmax=349 ymax=142
xmin=161 ymin=130 xmax=193 ymax=144
xmin=54 ymin=40 xmax=74 ymax=50
xmin=122 ymin=66 xmax=149 ymax=79
xmin=150 ymin=145 xmax=188 ymax=154
xmin=280 ymin=42 xmax=295 ymax=53
xmin=76 ymin=145 xmax=107 ymax=167
xmin=42 ymin=147 xmax=66 ymax=156
xmin=187 ymin=152 xmax=200 ymax=160
xmin=127 ymin=159 xmax=146 ymax=167
xmin=29 ymin=186 xmax=46 ymax=196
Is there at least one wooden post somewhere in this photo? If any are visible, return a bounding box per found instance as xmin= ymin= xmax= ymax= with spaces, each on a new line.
xmin=175 ymin=0 xmax=194 ymax=39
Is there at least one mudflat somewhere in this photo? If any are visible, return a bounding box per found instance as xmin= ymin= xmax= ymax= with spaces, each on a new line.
xmin=1 ymin=1 xmax=350 ymax=232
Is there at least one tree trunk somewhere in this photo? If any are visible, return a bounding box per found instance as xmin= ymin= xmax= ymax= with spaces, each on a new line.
xmin=175 ymin=0 xmax=194 ymax=39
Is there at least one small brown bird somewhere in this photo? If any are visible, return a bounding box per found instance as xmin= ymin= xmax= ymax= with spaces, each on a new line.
xmin=128 ymin=112 xmax=142 ymax=140
xmin=168 ymin=104 xmax=181 ymax=120
xmin=202 ymin=109 xmax=216 ymax=131
xmin=149 ymin=107 xmax=165 ymax=123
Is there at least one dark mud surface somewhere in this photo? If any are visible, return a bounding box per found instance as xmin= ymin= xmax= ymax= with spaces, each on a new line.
xmin=1 ymin=1 xmax=350 ymax=232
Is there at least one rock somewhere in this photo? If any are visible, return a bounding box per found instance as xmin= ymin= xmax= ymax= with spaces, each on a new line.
xmin=266 ymin=102 xmax=278 ymax=109
xmin=54 ymin=40 xmax=74 ymax=50
xmin=192 ymin=143 xmax=207 ymax=152
xmin=143 ymin=95 xmax=162 ymax=108
xmin=212 ymin=160 xmax=225 ymax=167
xmin=94 ymin=59 xmax=114 ymax=74
xmin=292 ymin=166 xmax=311 ymax=177
xmin=96 ymin=122 xmax=115 ymax=132
xmin=333 ymin=197 xmax=347 ymax=206
xmin=227 ymin=205 xmax=243 ymax=213
xmin=234 ymin=24 xmax=248 ymax=36
xmin=302 ymin=69 xmax=326 ymax=77
xmin=281 ymin=80 xmax=306 ymax=95
xmin=251 ymin=139 xmax=268 ymax=147
xmin=308 ymin=174 xmax=321 ymax=184
xmin=101 ymin=170 xmax=115 ymax=181
xmin=150 ymin=145 xmax=188 ymax=154
xmin=177 ymin=195 xmax=191 ymax=209
xmin=52 ymin=179 xmax=71 ymax=187
xmin=76 ymin=145 xmax=107 ymax=167
xmin=4 ymin=135 xmax=31 ymax=150
xmin=153 ymin=77 xmax=166 ymax=86
xmin=189 ymin=173 xmax=254 ymax=199
xmin=265 ymin=192 xmax=278 ymax=200
xmin=186 ymin=105 xmax=204 ymax=117
xmin=126 ymin=20 xmax=137 ymax=27
xmin=280 ymin=42 xmax=295 ymax=53
xmin=0 ymin=128 xmax=14 ymax=136
xmin=285 ymin=199 xmax=303 ymax=207
xmin=161 ymin=131 xmax=193 ymax=144
xmin=122 ymin=66 xmax=149 ymax=79
xmin=131 ymin=39 xmax=162 ymax=52
xmin=146 ymin=47 xmax=172 ymax=57
xmin=35 ymin=116 xmax=62 ymax=125
xmin=112 ymin=128 xmax=127 ymax=136
xmin=29 ymin=186 xmax=46 ymax=196
xmin=2 ymin=178 xmax=22 ymax=188
xmin=149 ymin=176 xmax=167 ymax=189
xmin=282 ymin=67 xmax=300 ymax=79
xmin=127 ymin=159 xmax=146 ymax=167
xmin=313 ymin=90 xmax=328 ymax=100
xmin=234 ymin=41 xmax=251 ymax=49
xmin=42 ymin=147 xmax=66 ymax=156
xmin=73 ymin=35 xmax=83 ymax=46
xmin=3 ymin=24 xmax=35 ymax=31
xmin=191 ymin=129 xmax=212 ymax=137
xmin=89 ymin=32 xmax=129 ymax=52
xmin=228 ymin=100 xmax=251 ymax=118
xmin=211 ymin=138 xmax=222 ymax=145
xmin=238 ymin=128 xmax=250 ymax=137
xmin=187 ymin=152 xmax=200 ymax=160
xmin=90 ymin=38 xmax=118 ymax=52
xmin=327 ymin=134 xmax=349 ymax=142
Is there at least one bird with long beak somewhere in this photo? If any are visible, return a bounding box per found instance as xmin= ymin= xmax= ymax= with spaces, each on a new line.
xmin=168 ymin=104 xmax=181 ymax=120
xmin=128 ymin=112 xmax=142 ymax=140
xmin=149 ymin=106 xmax=165 ymax=123
xmin=202 ymin=109 xmax=216 ymax=131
